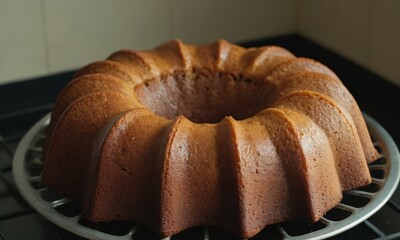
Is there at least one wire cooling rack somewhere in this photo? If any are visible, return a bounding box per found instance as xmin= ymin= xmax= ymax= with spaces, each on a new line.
xmin=12 ymin=113 xmax=400 ymax=240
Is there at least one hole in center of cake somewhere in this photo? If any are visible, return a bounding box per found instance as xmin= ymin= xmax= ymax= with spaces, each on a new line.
xmin=134 ymin=70 xmax=270 ymax=123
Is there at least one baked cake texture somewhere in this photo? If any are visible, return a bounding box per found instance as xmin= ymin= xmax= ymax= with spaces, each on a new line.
xmin=41 ymin=39 xmax=379 ymax=238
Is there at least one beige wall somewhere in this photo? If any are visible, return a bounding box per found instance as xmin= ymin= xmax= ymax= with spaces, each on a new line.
xmin=0 ymin=0 xmax=296 ymax=85
xmin=1 ymin=0 xmax=399 ymax=86
xmin=298 ymin=0 xmax=400 ymax=87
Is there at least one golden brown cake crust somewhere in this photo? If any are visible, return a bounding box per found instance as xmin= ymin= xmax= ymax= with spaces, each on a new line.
xmin=41 ymin=39 xmax=379 ymax=238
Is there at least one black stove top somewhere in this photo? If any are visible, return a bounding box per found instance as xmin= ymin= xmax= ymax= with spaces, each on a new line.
xmin=0 ymin=35 xmax=399 ymax=239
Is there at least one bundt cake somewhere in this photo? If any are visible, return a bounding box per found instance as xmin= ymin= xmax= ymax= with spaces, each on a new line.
xmin=41 ymin=39 xmax=379 ymax=238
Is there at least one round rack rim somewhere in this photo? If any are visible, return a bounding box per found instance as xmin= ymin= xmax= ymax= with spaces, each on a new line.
xmin=12 ymin=113 xmax=400 ymax=240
